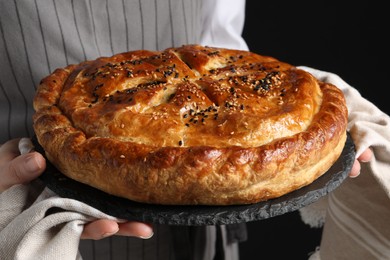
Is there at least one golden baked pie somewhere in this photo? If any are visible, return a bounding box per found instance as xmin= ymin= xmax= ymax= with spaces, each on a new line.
xmin=33 ymin=44 xmax=348 ymax=205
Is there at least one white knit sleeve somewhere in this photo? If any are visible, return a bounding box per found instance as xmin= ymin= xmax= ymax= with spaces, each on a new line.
xmin=200 ymin=0 xmax=249 ymax=50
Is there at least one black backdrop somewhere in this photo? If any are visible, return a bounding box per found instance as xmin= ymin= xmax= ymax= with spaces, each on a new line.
xmin=242 ymin=0 xmax=388 ymax=116
xmin=239 ymin=1 xmax=388 ymax=259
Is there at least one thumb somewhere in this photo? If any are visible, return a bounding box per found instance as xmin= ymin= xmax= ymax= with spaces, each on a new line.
xmin=1 ymin=152 xmax=46 ymax=191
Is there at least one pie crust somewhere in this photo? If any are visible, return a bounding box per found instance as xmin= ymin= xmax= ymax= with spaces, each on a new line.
xmin=33 ymin=45 xmax=348 ymax=205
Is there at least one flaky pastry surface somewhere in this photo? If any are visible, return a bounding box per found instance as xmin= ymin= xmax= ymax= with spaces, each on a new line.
xmin=33 ymin=45 xmax=348 ymax=205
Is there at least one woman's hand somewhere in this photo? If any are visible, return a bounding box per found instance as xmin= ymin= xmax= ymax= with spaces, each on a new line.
xmin=349 ymin=148 xmax=373 ymax=178
xmin=81 ymin=219 xmax=153 ymax=240
xmin=0 ymin=138 xmax=153 ymax=240
xmin=0 ymin=138 xmax=45 ymax=192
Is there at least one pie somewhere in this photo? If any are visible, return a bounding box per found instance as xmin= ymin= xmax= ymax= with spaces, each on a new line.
xmin=33 ymin=44 xmax=348 ymax=205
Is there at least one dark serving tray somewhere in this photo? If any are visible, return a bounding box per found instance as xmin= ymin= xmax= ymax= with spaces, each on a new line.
xmin=35 ymin=133 xmax=355 ymax=226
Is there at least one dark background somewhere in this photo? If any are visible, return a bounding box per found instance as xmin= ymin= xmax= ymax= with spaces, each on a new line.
xmin=239 ymin=1 xmax=388 ymax=259
xmin=242 ymin=0 xmax=388 ymax=116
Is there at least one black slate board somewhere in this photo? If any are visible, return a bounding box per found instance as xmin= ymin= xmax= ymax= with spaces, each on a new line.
xmin=35 ymin=133 xmax=355 ymax=226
